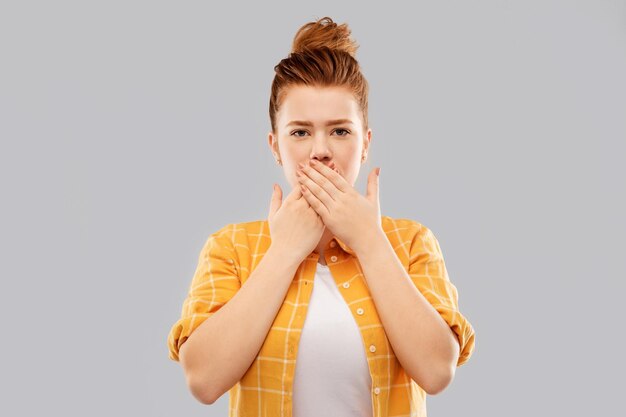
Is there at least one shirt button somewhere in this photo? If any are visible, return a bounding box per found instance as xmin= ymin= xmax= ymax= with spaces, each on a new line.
xmin=330 ymin=241 xmax=337 ymax=248
xmin=342 ymin=282 xmax=350 ymax=288
xmin=356 ymin=308 xmax=364 ymax=315
xmin=330 ymin=255 xmax=338 ymax=262
xmin=369 ymin=344 xmax=376 ymax=353
xmin=374 ymin=387 xmax=380 ymax=395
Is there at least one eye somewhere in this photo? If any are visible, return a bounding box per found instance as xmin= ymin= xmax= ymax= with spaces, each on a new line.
xmin=290 ymin=128 xmax=351 ymax=137
xmin=291 ymin=129 xmax=308 ymax=137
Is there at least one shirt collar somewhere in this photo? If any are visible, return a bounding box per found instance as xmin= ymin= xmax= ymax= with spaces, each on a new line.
xmin=332 ymin=236 xmax=356 ymax=256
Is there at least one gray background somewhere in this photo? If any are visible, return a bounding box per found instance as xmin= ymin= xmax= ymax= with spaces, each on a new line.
xmin=1 ymin=0 xmax=624 ymax=415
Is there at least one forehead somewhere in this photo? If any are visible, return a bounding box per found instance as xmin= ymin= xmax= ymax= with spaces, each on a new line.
xmin=278 ymin=86 xmax=360 ymax=124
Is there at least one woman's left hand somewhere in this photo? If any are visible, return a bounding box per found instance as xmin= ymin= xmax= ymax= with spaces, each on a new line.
xmin=296 ymin=159 xmax=382 ymax=253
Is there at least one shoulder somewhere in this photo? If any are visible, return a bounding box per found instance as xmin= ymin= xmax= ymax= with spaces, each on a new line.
xmin=207 ymin=219 xmax=268 ymax=239
xmin=380 ymin=216 xmax=448 ymax=274
xmin=381 ymin=215 xmax=430 ymax=240
xmin=381 ymin=215 xmax=443 ymax=256
xmin=207 ymin=219 xmax=271 ymax=251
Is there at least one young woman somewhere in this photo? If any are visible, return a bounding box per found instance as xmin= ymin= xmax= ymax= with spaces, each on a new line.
xmin=168 ymin=16 xmax=476 ymax=417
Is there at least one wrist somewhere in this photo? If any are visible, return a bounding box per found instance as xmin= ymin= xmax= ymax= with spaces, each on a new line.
xmin=267 ymin=243 xmax=306 ymax=269
xmin=352 ymin=227 xmax=388 ymax=257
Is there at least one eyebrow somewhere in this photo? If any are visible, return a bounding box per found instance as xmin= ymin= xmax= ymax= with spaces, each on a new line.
xmin=286 ymin=119 xmax=355 ymax=127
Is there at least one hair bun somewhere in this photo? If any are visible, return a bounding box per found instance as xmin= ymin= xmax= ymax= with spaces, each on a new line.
xmin=291 ymin=16 xmax=359 ymax=58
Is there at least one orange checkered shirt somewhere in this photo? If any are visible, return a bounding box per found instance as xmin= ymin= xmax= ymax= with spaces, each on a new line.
xmin=168 ymin=215 xmax=476 ymax=416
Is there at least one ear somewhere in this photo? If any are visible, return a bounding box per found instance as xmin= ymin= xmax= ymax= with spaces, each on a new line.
xmin=268 ymin=131 xmax=280 ymax=159
xmin=362 ymin=128 xmax=372 ymax=156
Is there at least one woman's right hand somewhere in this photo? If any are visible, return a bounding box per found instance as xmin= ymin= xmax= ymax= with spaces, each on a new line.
xmin=268 ymin=182 xmax=325 ymax=263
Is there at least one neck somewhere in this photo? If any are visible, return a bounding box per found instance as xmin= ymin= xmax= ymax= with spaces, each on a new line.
xmin=315 ymin=227 xmax=334 ymax=258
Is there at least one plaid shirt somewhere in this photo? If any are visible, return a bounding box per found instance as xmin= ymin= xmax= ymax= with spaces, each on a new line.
xmin=168 ymin=215 xmax=476 ymax=416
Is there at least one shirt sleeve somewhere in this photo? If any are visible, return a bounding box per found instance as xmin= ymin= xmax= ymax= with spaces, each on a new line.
xmin=167 ymin=224 xmax=241 ymax=362
xmin=408 ymin=223 xmax=476 ymax=367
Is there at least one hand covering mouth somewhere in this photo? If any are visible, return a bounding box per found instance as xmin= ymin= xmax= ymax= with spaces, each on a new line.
xmin=328 ymin=162 xmax=341 ymax=176
xmin=307 ymin=161 xmax=342 ymax=176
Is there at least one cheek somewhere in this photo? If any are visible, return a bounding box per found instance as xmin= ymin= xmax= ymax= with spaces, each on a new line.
xmin=286 ymin=166 xmax=303 ymax=188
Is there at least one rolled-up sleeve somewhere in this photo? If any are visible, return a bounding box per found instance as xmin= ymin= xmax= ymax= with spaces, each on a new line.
xmin=167 ymin=224 xmax=241 ymax=362
xmin=408 ymin=223 xmax=476 ymax=367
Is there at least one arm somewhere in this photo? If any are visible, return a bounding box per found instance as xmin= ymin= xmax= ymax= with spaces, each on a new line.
xmin=353 ymin=225 xmax=474 ymax=395
xmin=167 ymin=225 xmax=302 ymax=405
xmin=179 ymin=244 xmax=301 ymax=404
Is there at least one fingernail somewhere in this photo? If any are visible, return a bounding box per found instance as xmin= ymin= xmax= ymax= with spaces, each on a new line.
xmin=376 ymin=167 xmax=381 ymax=176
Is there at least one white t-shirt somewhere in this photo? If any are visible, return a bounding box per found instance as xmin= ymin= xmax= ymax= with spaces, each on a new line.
xmin=292 ymin=262 xmax=373 ymax=417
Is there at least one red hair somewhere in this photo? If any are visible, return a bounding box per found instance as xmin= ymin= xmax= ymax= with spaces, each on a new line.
xmin=269 ymin=16 xmax=369 ymax=136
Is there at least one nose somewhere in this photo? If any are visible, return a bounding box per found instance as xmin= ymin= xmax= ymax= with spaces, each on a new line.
xmin=309 ymin=157 xmax=333 ymax=167
xmin=311 ymin=146 xmax=331 ymax=156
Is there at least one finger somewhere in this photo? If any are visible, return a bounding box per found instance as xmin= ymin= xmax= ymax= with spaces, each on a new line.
xmin=268 ymin=183 xmax=282 ymax=218
xmin=309 ymin=160 xmax=350 ymax=193
xmin=294 ymin=182 xmax=304 ymax=200
xmin=285 ymin=182 xmax=303 ymax=201
xmin=300 ymin=182 xmax=330 ymax=219
xmin=298 ymin=183 xmax=310 ymax=205
xmin=298 ymin=168 xmax=334 ymax=210
xmin=299 ymin=163 xmax=340 ymax=202
xmin=366 ymin=167 xmax=380 ymax=203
